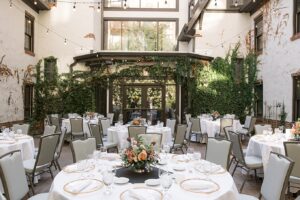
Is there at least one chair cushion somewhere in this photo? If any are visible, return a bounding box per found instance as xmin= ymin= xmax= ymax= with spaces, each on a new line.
xmin=290 ymin=175 xmax=300 ymax=184
xmin=28 ymin=193 xmax=49 ymax=200
xmin=173 ymin=144 xmax=183 ymax=148
xmin=238 ymin=194 xmax=259 ymax=200
xmin=104 ymin=141 xmax=118 ymax=149
xmin=245 ymin=156 xmax=263 ymax=168
xmin=23 ymin=159 xmax=49 ymax=173
xmin=72 ymin=132 xmax=84 ymax=136
xmin=237 ymin=128 xmax=249 ymax=135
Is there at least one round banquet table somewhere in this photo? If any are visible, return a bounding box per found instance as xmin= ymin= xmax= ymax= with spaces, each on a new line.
xmin=107 ymin=126 xmax=173 ymax=150
xmin=198 ymin=117 xmax=242 ymax=138
xmin=245 ymin=134 xmax=287 ymax=171
xmin=48 ymin=154 xmax=239 ymax=200
xmin=62 ymin=118 xmax=98 ymax=137
xmin=0 ymin=134 xmax=34 ymax=161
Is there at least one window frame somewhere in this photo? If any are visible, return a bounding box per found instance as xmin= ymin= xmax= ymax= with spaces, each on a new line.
xmin=103 ymin=18 xmax=178 ymax=51
xmin=24 ymin=12 xmax=35 ymax=56
xmin=103 ymin=0 xmax=179 ymax=12
xmin=254 ymin=14 xmax=263 ymax=54
xmin=254 ymin=82 xmax=263 ymax=118
xmin=293 ymin=0 xmax=300 ymax=39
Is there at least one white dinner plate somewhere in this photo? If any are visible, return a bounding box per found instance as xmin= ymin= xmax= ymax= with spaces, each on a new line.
xmin=145 ymin=179 xmax=160 ymax=186
xmin=172 ymin=165 xmax=186 ymax=171
xmin=158 ymin=159 xmax=167 ymax=165
xmin=114 ymin=177 xmax=129 ymax=184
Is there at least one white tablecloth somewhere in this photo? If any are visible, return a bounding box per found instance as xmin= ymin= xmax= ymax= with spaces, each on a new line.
xmin=246 ymin=134 xmax=286 ymax=171
xmin=198 ymin=117 xmax=242 ymax=137
xmin=107 ymin=126 xmax=172 ymax=150
xmin=62 ymin=118 xmax=98 ymax=137
xmin=0 ymin=135 xmax=34 ymax=161
xmin=48 ymin=154 xmax=239 ymax=200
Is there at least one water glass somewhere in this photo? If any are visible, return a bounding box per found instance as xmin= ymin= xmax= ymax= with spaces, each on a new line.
xmin=100 ymin=146 xmax=107 ymax=157
xmin=187 ymin=148 xmax=194 ymax=160
xmin=161 ymin=173 xmax=173 ymax=199
xmin=193 ymin=152 xmax=201 ymax=160
xmin=103 ymin=171 xmax=114 ymax=195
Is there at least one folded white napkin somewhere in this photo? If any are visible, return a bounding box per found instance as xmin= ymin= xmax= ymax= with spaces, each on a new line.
xmin=183 ymin=181 xmax=214 ymax=192
xmin=68 ymin=180 xmax=93 ymax=193
xmin=127 ymin=189 xmax=156 ymax=200
xmin=0 ymin=140 xmax=15 ymax=144
xmin=209 ymin=165 xmax=222 ymax=173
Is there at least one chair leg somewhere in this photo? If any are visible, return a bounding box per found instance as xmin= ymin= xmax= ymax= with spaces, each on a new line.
xmin=254 ymin=169 xmax=257 ymax=181
xmin=27 ymin=174 xmax=35 ymax=195
xmin=240 ymin=170 xmax=250 ymax=192
xmin=49 ymin=167 xmax=54 ymax=179
xmin=56 ymin=160 xmax=62 ymax=171
xmin=181 ymin=147 xmax=184 ymax=154
xmin=232 ymin=161 xmax=239 ymax=176
xmin=229 ymin=157 xmax=234 ymax=170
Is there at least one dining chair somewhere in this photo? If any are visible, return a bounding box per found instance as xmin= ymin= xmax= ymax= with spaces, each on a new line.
xmin=284 ymin=142 xmax=300 ymax=193
xmin=254 ymin=124 xmax=271 ymax=135
xmin=128 ymin=126 xmax=147 ymax=140
xmin=205 ymin=138 xmax=232 ymax=170
xmin=70 ymin=118 xmax=85 ymax=140
xmin=139 ymin=133 xmax=162 ymax=152
xmin=170 ymin=124 xmax=187 ymax=154
xmin=237 ymin=116 xmax=256 ymax=137
xmin=166 ymin=119 xmax=176 ymax=137
xmin=70 ymin=137 xmax=96 ymax=163
xmin=239 ymin=152 xmax=294 ymax=200
xmin=0 ymin=150 xmax=49 ymax=200
xmin=42 ymin=125 xmax=56 ymax=136
xmin=11 ymin=123 xmax=30 ymax=135
xmin=185 ymin=113 xmax=191 ymax=124
xmin=53 ymin=129 xmax=67 ymax=171
xmin=189 ymin=118 xmax=205 ymax=144
xmin=23 ymin=134 xmax=60 ymax=190
xmin=50 ymin=116 xmax=62 ymax=134
xmin=219 ymin=118 xmax=233 ymax=138
xmin=223 ymin=126 xmax=233 ymax=140
xmin=89 ymin=123 xmax=118 ymax=152
xmin=100 ymin=118 xmax=111 ymax=136
xmin=228 ymin=131 xmax=263 ymax=192
xmin=107 ymin=113 xmax=114 ymax=125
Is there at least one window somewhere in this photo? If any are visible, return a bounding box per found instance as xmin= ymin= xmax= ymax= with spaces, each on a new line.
xmin=254 ymin=83 xmax=263 ymax=118
xmin=104 ymin=0 xmax=177 ymax=10
xmin=295 ymin=0 xmax=300 ymax=34
xmin=24 ymin=84 xmax=34 ymax=120
xmin=25 ymin=12 xmax=34 ymax=54
xmin=293 ymin=76 xmax=300 ymax=121
xmin=104 ymin=20 xmax=177 ymax=51
xmin=254 ymin=15 xmax=263 ymax=53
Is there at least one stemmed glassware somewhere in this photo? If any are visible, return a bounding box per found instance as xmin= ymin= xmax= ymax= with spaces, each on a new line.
xmin=186 ymin=147 xmax=194 ymax=160
xmin=102 ymin=170 xmax=114 ymax=195
xmin=161 ymin=173 xmax=173 ymax=200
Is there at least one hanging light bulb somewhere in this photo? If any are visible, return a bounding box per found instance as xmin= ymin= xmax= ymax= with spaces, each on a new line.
xmin=64 ymin=38 xmax=67 ymax=45
xmin=73 ymin=2 xmax=76 ymax=11
xmin=46 ymin=28 xmax=49 ymax=34
xmin=9 ymin=0 xmax=12 ymax=8
xmin=234 ymin=0 xmax=238 ymax=7
xmin=253 ymin=0 xmax=256 ymax=2
xmin=123 ymin=0 xmax=127 ymax=9
xmin=214 ymin=0 xmax=217 ymax=6
xmin=165 ymin=0 xmax=167 ymax=4
xmin=97 ymin=2 xmax=100 ymax=12
xmin=34 ymin=0 xmax=37 ymax=5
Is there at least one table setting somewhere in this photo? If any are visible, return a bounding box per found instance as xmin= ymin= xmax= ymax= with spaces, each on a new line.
xmin=48 ymin=138 xmax=239 ymax=200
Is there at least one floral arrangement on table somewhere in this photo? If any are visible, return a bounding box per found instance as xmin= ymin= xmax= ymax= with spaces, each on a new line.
xmin=131 ymin=118 xmax=141 ymax=125
xmin=85 ymin=112 xmax=95 ymax=119
xmin=291 ymin=120 xmax=300 ymax=141
xmin=211 ymin=111 xmax=220 ymax=120
xmin=121 ymin=137 xmax=158 ymax=173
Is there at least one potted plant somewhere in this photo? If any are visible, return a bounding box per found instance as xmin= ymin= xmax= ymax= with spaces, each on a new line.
xmin=278 ymin=102 xmax=287 ymax=132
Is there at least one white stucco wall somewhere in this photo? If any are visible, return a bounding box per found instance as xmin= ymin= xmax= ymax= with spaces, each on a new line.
xmin=0 ymin=0 xmax=38 ymax=123
xmin=251 ymin=0 xmax=300 ymax=122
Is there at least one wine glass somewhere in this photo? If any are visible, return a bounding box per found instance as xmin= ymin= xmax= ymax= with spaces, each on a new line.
xmin=103 ymin=170 xmax=114 ymax=195
xmin=186 ymin=147 xmax=194 ymax=160
xmin=161 ymin=173 xmax=173 ymax=200
xmin=162 ymin=144 xmax=170 ymax=159
xmin=100 ymin=146 xmax=107 ymax=157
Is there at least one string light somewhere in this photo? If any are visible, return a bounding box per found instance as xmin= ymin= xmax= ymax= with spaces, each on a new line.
xmin=123 ymin=0 xmax=127 ymax=9
xmin=34 ymin=0 xmax=37 ymax=5
xmin=46 ymin=28 xmax=49 ymax=34
xmin=234 ymin=0 xmax=238 ymax=7
xmin=165 ymin=0 xmax=167 ymax=4
xmin=214 ymin=0 xmax=217 ymax=6
xmin=73 ymin=2 xmax=76 ymax=11
xmin=64 ymin=38 xmax=67 ymax=45
xmin=97 ymin=2 xmax=100 ymax=12
xmin=9 ymin=0 xmax=12 ymax=8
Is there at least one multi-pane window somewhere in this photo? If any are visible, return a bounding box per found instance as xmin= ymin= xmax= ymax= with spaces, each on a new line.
xmin=104 ymin=20 xmax=177 ymax=51
xmin=254 ymin=15 xmax=263 ymax=53
xmin=254 ymin=83 xmax=263 ymax=118
xmin=295 ymin=0 xmax=300 ymax=34
xmin=104 ymin=0 xmax=176 ymax=9
xmin=293 ymin=76 xmax=300 ymax=121
xmin=25 ymin=13 xmax=34 ymax=53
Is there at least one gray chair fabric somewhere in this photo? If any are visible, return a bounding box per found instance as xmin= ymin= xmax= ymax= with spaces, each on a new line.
xmin=171 ymin=124 xmax=187 ymax=153
xmin=0 ymin=150 xmax=49 ymax=200
xmin=128 ymin=126 xmax=147 ymax=140
xmin=166 ymin=119 xmax=176 ymax=136
xmin=228 ymin=131 xmax=263 ymax=192
xmin=223 ymin=126 xmax=233 ymax=140
xmin=237 ymin=116 xmax=256 ymax=137
xmin=43 ymin=125 xmax=56 ymax=136
xmin=53 ymin=129 xmax=67 ymax=171
xmin=107 ymin=113 xmax=114 ymax=125
xmin=11 ymin=124 xmax=30 ymax=135
xmin=23 ymin=134 xmax=60 ymax=187
xmin=206 ymin=138 xmax=232 ymax=170
xmin=185 ymin=114 xmax=191 ymax=124
xmin=254 ymin=124 xmax=271 ymax=135
xmin=50 ymin=116 xmax=62 ymax=134
xmin=89 ymin=124 xmax=118 ymax=152
xmin=189 ymin=118 xmax=205 ymax=143
xmin=220 ymin=118 xmax=233 ymax=137
xmin=284 ymin=142 xmax=300 ymax=192
xmin=70 ymin=118 xmax=85 ymax=139
xmin=139 ymin=133 xmax=162 ymax=152
xmin=71 ymin=138 xmax=96 ymax=163
xmin=100 ymin=119 xmax=110 ymax=136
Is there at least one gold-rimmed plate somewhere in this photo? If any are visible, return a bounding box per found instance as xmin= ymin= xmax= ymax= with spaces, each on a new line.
xmin=194 ymin=164 xmax=226 ymax=175
xmin=120 ymin=187 xmax=163 ymax=200
xmin=63 ymin=164 xmax=95 ymax=173
xmin=63 ymin=179 xmax=103 ymax=195
xmin=172 ymin=155 xmax=189 ymax=163
xmin=180 ymin=178 xmax=220 ymax=194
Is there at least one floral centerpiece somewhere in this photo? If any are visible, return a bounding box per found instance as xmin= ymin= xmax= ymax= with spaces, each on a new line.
xmin=291 ymin=120 xmax=300 ymax=141
xmin=131 ymin=118 xmax=141 ymax=125
xmin=211 ymin=111 xmax=220 ymax=120
xmin=121 ymin=137 xmax=158 ymax=173
xmin=85 ymin=112 xmax=95 ymax=119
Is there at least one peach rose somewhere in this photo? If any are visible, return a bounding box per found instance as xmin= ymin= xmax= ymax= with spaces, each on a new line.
xmin=138 ymin=150 xmax=147 ymax=161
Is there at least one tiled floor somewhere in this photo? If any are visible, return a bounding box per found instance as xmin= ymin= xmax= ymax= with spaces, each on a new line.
xmin=33 ymin=138 xmax=297 ymax=199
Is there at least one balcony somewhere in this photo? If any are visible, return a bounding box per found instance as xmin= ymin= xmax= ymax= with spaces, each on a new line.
xmin=22 ymin=0 xmax=52 ymax=12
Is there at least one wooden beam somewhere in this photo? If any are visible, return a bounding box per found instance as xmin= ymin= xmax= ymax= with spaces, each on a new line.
xmin=187 ymin=0 xmax=209 ymax=32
